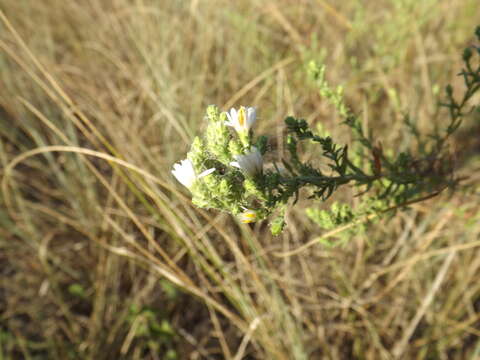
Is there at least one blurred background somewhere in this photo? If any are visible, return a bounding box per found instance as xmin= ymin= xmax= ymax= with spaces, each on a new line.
xmin=1 ymin=0 xmax=480 ymax=359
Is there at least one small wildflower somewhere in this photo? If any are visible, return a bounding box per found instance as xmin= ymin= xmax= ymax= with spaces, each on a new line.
xmin=230 ymin=147 xmax=263 ymax=177
xmin=238 ymin=209 xmax=257 ymax=223
xmin=171 ymin=158 xmax=215 ymax=189
xmin=225 ymin=106 xmax=256 ymax=134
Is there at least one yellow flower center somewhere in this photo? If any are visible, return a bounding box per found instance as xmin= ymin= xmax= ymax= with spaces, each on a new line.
xmin=241 ymin=212 xmax=256 ymax=223
xmin=238 ymin=107 xmax=246 ymax=127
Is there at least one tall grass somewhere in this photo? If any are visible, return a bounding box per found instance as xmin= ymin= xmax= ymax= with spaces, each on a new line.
xmin=1 ymin=1 xmax=480 ymax=359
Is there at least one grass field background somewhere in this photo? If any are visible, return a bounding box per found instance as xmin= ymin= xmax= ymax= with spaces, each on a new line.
xmin=1 ymin=1 xmax=480 ymax=359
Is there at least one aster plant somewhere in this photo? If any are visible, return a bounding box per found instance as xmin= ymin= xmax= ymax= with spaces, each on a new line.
xmin=172 ymin=28 xmax=480 ymax=236
xmin=172 ymin=105 xmax=271 ymax=227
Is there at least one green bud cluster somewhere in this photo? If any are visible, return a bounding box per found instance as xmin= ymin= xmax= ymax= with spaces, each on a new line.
xmin=175 ymin=105 xmax=284 ymax=226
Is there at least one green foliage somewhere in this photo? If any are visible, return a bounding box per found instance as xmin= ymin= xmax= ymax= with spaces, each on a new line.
xmin=306 ymin=202 xmax=354 ymax=231
xmin=300 ymin=27 xmax=480 ymax=242
xmin=205 ymin=106 xmax=231 ymax=165
xmin=307 ymin=61 xmax=351 ymax=118
xmin=68 ymin=283 xmax=86 ymax=298
xmin=127 ymin=304 xmax=178 ymax=359
xmin=160 ymin=279 xmax=179 ymax=300
xmin=270 ymin=215 xmax=286 ymax=236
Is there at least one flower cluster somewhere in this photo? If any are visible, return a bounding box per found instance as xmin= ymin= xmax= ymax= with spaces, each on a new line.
xmin=172 ymin=105 xmax=267 ymax=224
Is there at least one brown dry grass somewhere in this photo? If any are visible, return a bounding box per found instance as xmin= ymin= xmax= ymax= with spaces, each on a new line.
xmin=1 ymin=1 xmax=480 ymax=359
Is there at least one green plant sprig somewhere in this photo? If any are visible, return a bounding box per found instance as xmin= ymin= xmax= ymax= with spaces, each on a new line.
xmin=172 ymin=27 xmax=480 ymax=236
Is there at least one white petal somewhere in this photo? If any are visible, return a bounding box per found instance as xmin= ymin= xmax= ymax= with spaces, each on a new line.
xmin=172 ymin=170 xmax=193 ymax=188
xmin=198 ymin=168 xmax=215 ymax=178
xmin=246 ymin=107 xmax=256 ymax=128
xmin=225 ymin=111 xmax=233 ymax=123
xmin=171 ymin=159 xmax=196 ymax=188
xmin=227 ymin=108 xmax=237 ymax=126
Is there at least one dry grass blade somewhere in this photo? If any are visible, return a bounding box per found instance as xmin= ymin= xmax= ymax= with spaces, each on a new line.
xmin=392 ymin=251 xmax=457 ymax=358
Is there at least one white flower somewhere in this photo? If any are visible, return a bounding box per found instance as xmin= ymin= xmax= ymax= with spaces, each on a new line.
xmin=238 ymin=209 xmax=257 ymax=223
xmin=225 ymin=106 xmax=256 ymax=133
xmin=230 ymin=147 xmax=263 ymax=176
xmin=171 ymin=158 xmax=215 ymax=189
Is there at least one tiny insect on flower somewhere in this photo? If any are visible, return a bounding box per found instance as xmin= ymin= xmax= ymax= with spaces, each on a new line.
xmin=230 ymin=147 xmax=263 ymax=177
xmin=225 ymin=106 xmax=256 ymax=134
xmin=171 ymin=158 xmax=215 ymax=189
xmin=238 ymin=209 xmax=257 ymax=223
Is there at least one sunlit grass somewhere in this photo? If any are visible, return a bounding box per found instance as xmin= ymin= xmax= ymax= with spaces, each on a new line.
xmin=1 ymin=1 xmax=480 ymax=359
